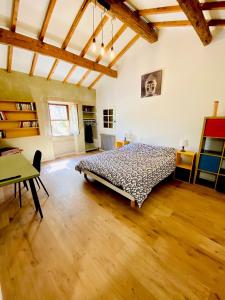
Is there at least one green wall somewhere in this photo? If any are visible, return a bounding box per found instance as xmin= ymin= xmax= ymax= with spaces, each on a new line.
xmin=0 ymin=69 xmax=95 ymax=102
xmin=0 ymin=69 xmax=96 ymax=161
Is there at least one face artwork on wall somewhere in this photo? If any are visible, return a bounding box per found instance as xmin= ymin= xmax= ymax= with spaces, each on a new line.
xmin=141 ymin=70 xmax=162 ymax=98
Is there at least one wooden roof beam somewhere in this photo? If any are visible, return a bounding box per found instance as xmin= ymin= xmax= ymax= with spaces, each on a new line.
xmin=47 ymin=0 xmax=90 ymax=80
xmin=139 ymin=2 xmax=225 ymax=16
xmin=152 ymin=19 xmax=225 ymax=28
xmin=89 ymin=34 xmax=139 ymax=89
xmin=30 ymin=0 xmax=57 ymax=76
xmin=63 ymin=14 xmax=109 ymax=83
xmin=0 ymin=28 xmax=117 ymax=78
xmin=176 ymin=0 xmax=212 ymax=46
xmin=77 ymin=23 xmax=127 ymax=86
xmin=7 ymin=0 xmax=20 ymax=73
xmin=96 ymin=0 xmax=157 ymax=44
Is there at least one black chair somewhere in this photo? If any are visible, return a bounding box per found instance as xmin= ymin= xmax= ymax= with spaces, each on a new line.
xmin=15 ymin=150 xmax=49 ymax=207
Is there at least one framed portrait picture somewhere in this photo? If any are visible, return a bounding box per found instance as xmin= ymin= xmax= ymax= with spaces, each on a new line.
xmin=141 ymin=70 xmax=162 ymax=98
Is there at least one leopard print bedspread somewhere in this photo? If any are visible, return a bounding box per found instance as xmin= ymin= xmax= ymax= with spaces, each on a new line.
xmin=75 ymin=143 xmax=176 ymax=207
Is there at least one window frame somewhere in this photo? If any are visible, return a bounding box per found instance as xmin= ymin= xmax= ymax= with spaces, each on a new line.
xmin=48 ymin=103 xmax=70 ymax=137
xmin=103 ymin=109 xmax=114 ymax=129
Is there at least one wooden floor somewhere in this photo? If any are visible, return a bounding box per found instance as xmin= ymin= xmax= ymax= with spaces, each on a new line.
xmin=0 ymin=154 xmax=225 ymax=300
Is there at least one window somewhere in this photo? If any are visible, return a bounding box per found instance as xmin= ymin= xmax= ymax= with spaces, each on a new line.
xmin=103 ymin=109 xmax=114 ymax=128
xmin=49 ymin=104 xmax=70 ymax=136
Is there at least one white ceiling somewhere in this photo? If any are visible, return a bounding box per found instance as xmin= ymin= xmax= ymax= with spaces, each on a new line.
xmin=0 ymin=0 xmax=224 ymax=88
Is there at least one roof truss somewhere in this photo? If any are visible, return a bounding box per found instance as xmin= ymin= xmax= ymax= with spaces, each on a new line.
xmin=47 ymin=0 xmax=90 ymax=80
xmin=0 ymin=28 xmax=117 ymax=78
xmin=63 ymin=14 xmax=109 ymax=83
xmin=7 ymin=0 xmax=20 ymax=73
xmin=176 ymin=0 xmax=212 ymax=45
xmin=3 ymin=0 xmax=225 ymax=89
xmin=139 ymin=1 xmax=225 ymax=16
xmin=89 ymin=34 xmax=139 ymax=88
xmin=30 ymin=0 xmax=57 ymax=76
xmin=96 ymin=0 xmax=158 ymax=43
xmin=78 ymin=23 xmax=127 ymax=86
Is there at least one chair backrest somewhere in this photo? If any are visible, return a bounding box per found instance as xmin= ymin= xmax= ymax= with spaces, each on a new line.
xmin=33 ymin=150 xmax=42 ymax=172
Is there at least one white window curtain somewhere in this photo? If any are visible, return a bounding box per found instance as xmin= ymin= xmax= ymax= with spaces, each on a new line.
xmin=69 ymin=104 xmax=79 ymax=136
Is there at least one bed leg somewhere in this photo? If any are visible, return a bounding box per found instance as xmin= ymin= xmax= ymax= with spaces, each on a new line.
xmin=130 ymin=200 xmax=135 ymax=208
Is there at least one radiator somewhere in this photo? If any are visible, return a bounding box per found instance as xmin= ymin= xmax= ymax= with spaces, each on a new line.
xmin=100 ymin=134 xmax=115 ymax=151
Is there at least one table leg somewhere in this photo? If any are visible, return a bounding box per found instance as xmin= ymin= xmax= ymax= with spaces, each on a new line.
xmin=28 ymin=178 xmax=43 ymax=218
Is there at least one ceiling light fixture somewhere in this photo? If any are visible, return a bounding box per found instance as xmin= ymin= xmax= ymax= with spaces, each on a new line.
xmin=110 ymin=18 xmax=114 ymax=59
xmin=92 ymin=3 xmax=96 ymax=53
xmin=101 ymin=11 xmax=105 ymax=56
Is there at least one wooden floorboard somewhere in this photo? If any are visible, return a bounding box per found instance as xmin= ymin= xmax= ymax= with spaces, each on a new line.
xmin=0 ymin=154 xmax=225 ymax=300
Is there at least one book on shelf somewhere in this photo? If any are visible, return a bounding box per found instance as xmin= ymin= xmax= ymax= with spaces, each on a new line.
xmin=20 ymin=121 xmax=38 ymax=128
xmin=16 ymin=102 xmax=36 ymax=111
xmin=0 ymin=130 xmax=6 ymax=138
xmin=0 ymin=111 xmax=6 ymax=120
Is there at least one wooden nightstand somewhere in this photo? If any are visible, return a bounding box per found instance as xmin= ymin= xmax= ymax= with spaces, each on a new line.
xmin=174 ymin=151 xmax=196 ymax=183
xmin=115 ymin=140 xmax=130 ymax=149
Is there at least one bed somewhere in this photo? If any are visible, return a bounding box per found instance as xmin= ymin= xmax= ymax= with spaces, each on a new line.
xmin=75 ymin=143 xmax=176 ymax=207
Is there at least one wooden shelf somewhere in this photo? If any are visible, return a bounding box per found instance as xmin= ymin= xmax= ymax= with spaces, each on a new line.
xmin=175 ymin=150 xmax=196 ymax=183
xmin=0 ymin=110 xmax=37 ymax=113
xmin=0 ymin=100 xmax=39 ymax=139
xmin=1 ymin=127 xmax=39 ymax=131
xmin=0 ymin=119 xmax=38 ymax=122
xmin=200 ymin=152 xmax=222 ymax=158
xmin=198 ymin=169 xmax=218 ymax=175
xmin=203 ymin=135 xmax=225 ymax=139
xmin=176 ymin=162 xmax=192 ymax=170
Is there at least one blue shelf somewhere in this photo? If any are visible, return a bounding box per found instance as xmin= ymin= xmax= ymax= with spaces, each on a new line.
xmin=199 ymin=154 xmax=221 ymax=173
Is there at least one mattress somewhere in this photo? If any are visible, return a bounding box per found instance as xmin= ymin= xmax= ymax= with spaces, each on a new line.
xmin=75 ymin=143 xmax=176 ymax=207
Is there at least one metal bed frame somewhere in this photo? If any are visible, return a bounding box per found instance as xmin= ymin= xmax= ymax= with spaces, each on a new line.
xmin=83 ymin=169 xmax=136 ymax=208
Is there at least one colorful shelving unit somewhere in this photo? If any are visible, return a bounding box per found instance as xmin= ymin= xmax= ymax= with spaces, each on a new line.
xmin=194 ymin=117 xmax=225 ymax=193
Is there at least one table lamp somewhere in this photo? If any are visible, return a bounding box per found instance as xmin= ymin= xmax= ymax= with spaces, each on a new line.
xmin=179 ymin=139 xmax=188 ymax=152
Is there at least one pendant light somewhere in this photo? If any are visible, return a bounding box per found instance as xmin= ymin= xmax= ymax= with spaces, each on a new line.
xmin=100 ymin=12 xmax=105 ymax=56
xmin=110 ymin=18 xmax=115 ymax=59
xmin=92 ymin=3 xmax=96 ymax=53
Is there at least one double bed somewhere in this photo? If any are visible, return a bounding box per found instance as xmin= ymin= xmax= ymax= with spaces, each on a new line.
xmin=75 ymin=143 xmax=176 ymax=207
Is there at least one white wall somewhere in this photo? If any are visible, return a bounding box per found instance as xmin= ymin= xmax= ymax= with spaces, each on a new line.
xmin=96 ymin=28 xmax=225 ymax=151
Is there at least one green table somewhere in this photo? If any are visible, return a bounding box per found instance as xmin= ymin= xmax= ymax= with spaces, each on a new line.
xmin=0 ymin=154 xmax=43 ymax=218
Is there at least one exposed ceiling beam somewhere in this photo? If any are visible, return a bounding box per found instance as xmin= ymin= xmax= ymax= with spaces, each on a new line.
xmin=11 ymin=0 xmax=20 ymax=32
xmin=96 ymin=0 xmax=157 ymax=43
xmin=7 ymin=0 xmax=20 ymax=73
xmin=39 ymin=0 xmax=57 ymax=41
xmin=63 ymin=15 xmax=109 ymax=83
xmin=89 ymin=34 xmax=139 ymax=89
xmin=77 ymin=23 xmax=127 ymax=86
xmin=62 ymin=0 xmax=90 ymax=49
xmin=0 ymin=29 xmax=117 ymax=78
xmin=139 ymin=5 xmax=181 ymax=16
xmin=47 ymin=59 xmax=59 ymax=80
xmin=201 ymin=1 xmax=225 ymax=10
xmin=208 ymin=19 xmax=225 ymax=26
xmin=30 ymin=0 xmax=57 ymax=76
xmin=139 ymin=2 xmax=225 ymax=16
xmin=47 ymin=0 xmax=90 ymax=80
xmin=153 ymin=19 xmax=225 ymax=28
xmin=176 ymin=0 xmax=212 ymax=46
xmin=7 ymin=45 xmax=13 ymax=73
xmin=154 ymin=20 xmax=190 ymax=28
